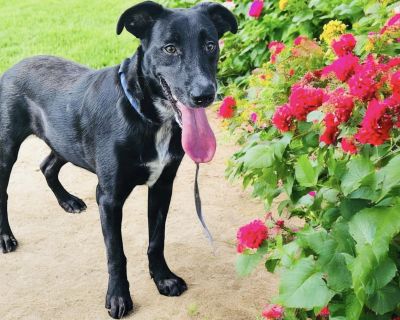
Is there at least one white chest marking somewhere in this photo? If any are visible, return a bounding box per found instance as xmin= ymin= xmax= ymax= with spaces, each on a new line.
xmin=145 ymin=121 xmax=173 ymax=187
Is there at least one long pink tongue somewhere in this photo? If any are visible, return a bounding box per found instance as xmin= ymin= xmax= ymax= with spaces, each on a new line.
xmin=177 ymin=101 xmax=216 ymax=163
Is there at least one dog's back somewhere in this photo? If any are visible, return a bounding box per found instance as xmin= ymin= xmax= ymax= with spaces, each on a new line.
xmin=0 ymin=55 xmax=120 ymax=170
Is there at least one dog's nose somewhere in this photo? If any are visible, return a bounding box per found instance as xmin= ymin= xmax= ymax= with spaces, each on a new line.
xmin=190 ymin=86 xmax=215 ymax=106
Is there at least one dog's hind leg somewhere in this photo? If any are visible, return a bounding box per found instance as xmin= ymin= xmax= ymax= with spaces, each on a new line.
xmin=40 ymin=152 xmax=87 ymax=213
xmin=0 ymin=137 xmax=24 ymax=253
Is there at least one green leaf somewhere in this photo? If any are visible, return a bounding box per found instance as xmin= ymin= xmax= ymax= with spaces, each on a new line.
xmin=341 ymin=157 xmax=374 ymax=196
xmin=265 ymin=258 xmax=279 ymax=273
xmin=295 ymin=155 xmax=319 ymax=187
xmin=242 ymin=144 xmax=274 ymax=169
xmin=278 ymin=257 xmax=335 ymax=309
xmin=366 ymin=284 xmax=400 ymax=315
xmin=340 ymin=198 xmax=370 ymax=220
xmin=366 ymin=257 xmax=397 ymax=294
xmin=307 ymin=110 xmax=324 ymax=122
xmin=325 ymin=252 xmax=352 ymax=292
xmin=347 ymin=206 xmax=400 ymax=318
xmin=378 ymin=154 xmax=400 ymax=200
xmin=274 ymin=133 xmax=292 ymax=159
xmin=236 ymin=253 xmax=264 ymax=276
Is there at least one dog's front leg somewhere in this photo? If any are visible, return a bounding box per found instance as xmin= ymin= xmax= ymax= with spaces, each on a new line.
xmin=147 ymin=164 xmax=188 ymax=297
xmin=97 ymin=185 xmax=133 ymax=319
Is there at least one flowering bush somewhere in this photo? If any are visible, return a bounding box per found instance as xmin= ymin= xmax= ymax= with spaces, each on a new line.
xmin=162 ymin=0 xmax=397 ymax=86
xmin=225 ymin=13 xmax=400 ymax=320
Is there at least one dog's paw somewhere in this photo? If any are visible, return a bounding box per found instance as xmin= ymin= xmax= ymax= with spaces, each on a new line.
xmin=105 ymin=282 xmax=133 ymax=319
xmin=154 ymin=275 xmax=188 ymax=297
xmin=106 ymin=295 xmax=133 ymax=319
xmin=58 ymin=195 xmax=87 ymax=213
xmin=0 ymin=233 xmax=18 ymax=254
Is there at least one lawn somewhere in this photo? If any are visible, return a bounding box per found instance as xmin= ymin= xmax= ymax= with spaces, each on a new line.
xmin=0 ymin=0 xmax=141 ymax=73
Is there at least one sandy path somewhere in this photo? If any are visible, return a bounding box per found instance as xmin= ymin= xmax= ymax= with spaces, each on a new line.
xmin=0 ymin=113 xmax=278 ymax=320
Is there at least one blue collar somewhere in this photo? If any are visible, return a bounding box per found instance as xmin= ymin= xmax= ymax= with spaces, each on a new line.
xmin=118 ymin=62 xmax=154 ymax=125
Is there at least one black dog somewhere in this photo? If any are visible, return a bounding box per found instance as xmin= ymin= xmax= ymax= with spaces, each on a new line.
xmin=0 ymin=1 xmax=237 ymax=318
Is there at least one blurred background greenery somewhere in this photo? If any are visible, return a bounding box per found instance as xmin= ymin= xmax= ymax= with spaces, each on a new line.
xmin=0 ymin=0 xmax=141 ymax=73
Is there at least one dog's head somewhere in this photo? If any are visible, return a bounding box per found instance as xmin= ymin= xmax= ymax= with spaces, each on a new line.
xmin=117 ymin=1 xmax=237 ymax=163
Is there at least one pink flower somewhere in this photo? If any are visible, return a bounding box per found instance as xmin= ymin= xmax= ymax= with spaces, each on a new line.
xmin=348 ymin=55 xmax=379 ymax=101
xmin=320 ymin=113 xmax=339 ymax=145
xmin=355 ymin=99 xmax=393 ymax=146
xmin=341 ymin=138 xmax=357 ymax=154
xmin=348 ymin=74 xmax=376 ymax=102
xmin=318 ymin=306 xmax=330 ymax=317
xmin=248 ymin=0 xmax=264 ymax=18
xmin=387 ymin=13 xmax=400 ymax=27
xmin=294 ymin=36 xmax=308 ymax=46
xmin=268 ymin=41 xmax=285 ymax=64
xmin=308 ymin=191 xmax=317 ymax=197
xmin=289 ymin=85 xmax=324 ymax=121
xmin=381 ymin=13 xmax=400 ymax=34
xmin=391 ymin=71 xmax=400 ymax=97
xmin=272 ymin=104 xmax=294 ymax=132
xmin=237 ymin=220 xmax=268 ymax=253
xmin=331 ymin=34 xmax=356 ymax=57
xmin=218 ymin=96 xmax=236 ymax=119
xmin=322 ymin=54 xmax=359 ymax=82
xmin=262 ymin=304 xmax=284 ymax=319
xmin=324 ymin=88 xmax=355 ymax=123
xmin=250 ymin=112 xmax=258 ymax=123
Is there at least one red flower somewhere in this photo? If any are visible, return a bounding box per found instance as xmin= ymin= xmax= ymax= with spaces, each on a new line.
xmin=272 ymin=104 xmax=294 ymax=132
xmin=218 ymin=96 xmax=236 ymax=118
xmin=289 ymin=69 xmax=295 ymax=76
xmin=248 ymin=0 xmax=264 ymax=18
xmin=320 ymin=113 xmax=339 ymax=145
xmin=324 ymin=88 xmax=355 ymax=123
xmin=268 ymin=41 xmax=285 ymax=63
xmin=355 ymin=99 xmax=393 ymax=146
xmin=348 ymin=56 xmax=379 ymax=101
xmin=289 ymin=85 xmax=324 ymax=121
xmin=391 ymin=71 xmax=400 ymax=97
xmin=276 ymin=220 xmax=285 ymax=228
xmin=294 ymin=36 xmax=307 ymax=46
xmin=237 ymin=219 xmax=268 ymax=253
xmin=308 ymin=191 xmax=317 ymax=197
xmin=341 ymin=138 xmax=357 ymax=154
xmin=381 ymin=57 xmax=400 ymax=71
xmin=322 ymin=54 xmax=359 ymax=82
xmin=262 ymin=304 xmax=284 ymax=319
xmin=318 ymin=306 xmax=330 ymax=317
xmin=384 ymin=95 xmax=400 ymax=127
xmin=331 ymin=34 xmax=356 ymax=57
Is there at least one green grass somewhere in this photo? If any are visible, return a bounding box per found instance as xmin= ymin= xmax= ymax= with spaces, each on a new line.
xmin=0 ymin=0 xmax=141 ymax=73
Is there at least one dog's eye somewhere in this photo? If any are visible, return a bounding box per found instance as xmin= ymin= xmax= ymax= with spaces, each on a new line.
xmin=163 ymin=45 xmax=178 ymax=55
xmin=205 ymin=41 xmax=216 ymax=53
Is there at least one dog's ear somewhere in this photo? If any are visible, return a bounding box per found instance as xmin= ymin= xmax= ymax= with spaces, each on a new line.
xmin=195 ymin=2 xmax=238 ymax=38
xmin=116 ymin=1 xmax=165 ymax=38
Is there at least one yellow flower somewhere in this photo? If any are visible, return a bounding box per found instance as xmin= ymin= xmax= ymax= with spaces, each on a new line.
xmin=320 ymin=20 xmax=347 ymax=44
xmin=365 ymin=40 xmax=375 ymax=52
xmin=279 ymin=0 xmax=288 ymax=11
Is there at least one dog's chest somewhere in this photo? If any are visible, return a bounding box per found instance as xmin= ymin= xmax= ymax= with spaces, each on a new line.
xmin=145 ymin=122 xmax=173 ymax=187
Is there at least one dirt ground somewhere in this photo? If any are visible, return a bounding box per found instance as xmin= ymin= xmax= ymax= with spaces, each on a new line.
xmin=0 ymin=113 xmax=279 ymax=320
